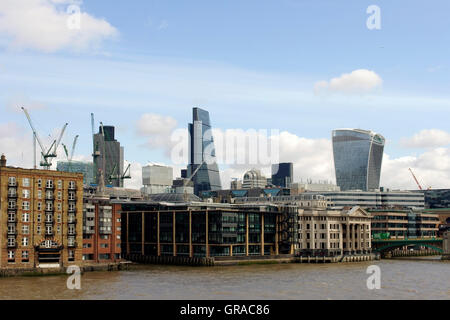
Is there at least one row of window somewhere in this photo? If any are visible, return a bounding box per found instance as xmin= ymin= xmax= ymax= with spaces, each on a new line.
xmin=7 ymin=201 xmax=77 ymax=211
xmin=8 ymin=177 xmax=77 ymax=188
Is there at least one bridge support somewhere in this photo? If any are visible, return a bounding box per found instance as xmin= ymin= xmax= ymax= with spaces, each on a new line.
xmin=442 ymin=231 xmax=450 ymax=261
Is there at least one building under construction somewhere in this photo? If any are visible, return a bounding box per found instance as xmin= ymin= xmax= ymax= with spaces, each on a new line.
xmin=93 ymin=125 xmax=124 ymax=188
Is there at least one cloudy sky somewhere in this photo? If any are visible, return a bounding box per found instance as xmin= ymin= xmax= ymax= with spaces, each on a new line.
xmin=0 ymin=0 xmax=449 ymax=190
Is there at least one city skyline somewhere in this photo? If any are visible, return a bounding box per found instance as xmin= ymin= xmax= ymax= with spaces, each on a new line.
xmin=0 ymin=1 xmax=449 ymax=191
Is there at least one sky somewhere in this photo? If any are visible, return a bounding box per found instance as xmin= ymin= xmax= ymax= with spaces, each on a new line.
xmin=0 ymin=0 xmax=449 ymax=190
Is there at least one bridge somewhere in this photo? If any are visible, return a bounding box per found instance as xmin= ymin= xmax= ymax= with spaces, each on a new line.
xmin=372 ymin=238 xmax=444 ymax=254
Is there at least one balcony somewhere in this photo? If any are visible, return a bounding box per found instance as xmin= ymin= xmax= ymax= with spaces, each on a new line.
xmin=7 ymin=192 xmax=18 ymax=199
xmin=45 ymin=231 xmax=54 ymax=236
xmin=7 ymin=230 xmax=17 ymax=236
xmin=45 ymin=195 xmax=54 ymax=200
xmin=7 ymin=217 xmax=17 ymax=223
xmin=68 ymin=241 xmax=77 ymax=248
xmin=8 ymin=181 xmax=17 ymax=187
xmin=45 ymin=185 xmax=54 ymax=190
xmin=68 ymin=231 xmax=77 ymax=236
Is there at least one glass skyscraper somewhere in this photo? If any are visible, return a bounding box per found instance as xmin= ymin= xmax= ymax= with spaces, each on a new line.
xmin=332 ymin=129 xmax=385 ymax=191
xmin=188 ymin=107 xmax=222 ymax=195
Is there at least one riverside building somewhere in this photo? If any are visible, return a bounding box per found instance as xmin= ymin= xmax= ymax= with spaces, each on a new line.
xmin=0 ymin=155 xmax=83 ymax=269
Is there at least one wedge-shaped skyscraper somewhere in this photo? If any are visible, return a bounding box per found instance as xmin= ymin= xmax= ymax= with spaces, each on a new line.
xmin=188 ymin=107 xmax=222 ymax=195
xmin=332 ymin=129 xmax=385 ymax=191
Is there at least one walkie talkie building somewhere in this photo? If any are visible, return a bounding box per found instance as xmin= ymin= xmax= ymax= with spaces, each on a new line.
xmin=332 ymin=129 xmax=385 ymax=191
xmin=188 ymin=107 xmax=222 ymax=195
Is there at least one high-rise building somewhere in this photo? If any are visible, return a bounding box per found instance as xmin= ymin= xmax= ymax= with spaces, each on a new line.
xmin=57 ymin=160 xmax=94 ymax=186
xmin=271 ymin=163 xmax=293 ymax=188
xmin=141 ymin=164 xmax=173 ymax=195
xmin=0 ymin=154 xmax=83 ymax=269
xmin=187 ymin=107 xmax=222 ymax=195
xmin=93 ymin=125 xmax=124 ymax=188
xmin=332 ymin=129 xmax=385 ymax=191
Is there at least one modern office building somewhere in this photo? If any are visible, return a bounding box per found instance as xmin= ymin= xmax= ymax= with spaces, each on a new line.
xmin=332 ymin=129 xmax=385 ymax=191
xmin=141 ymin=164 xmax=173 ymax=195
xmin=230 ymin=179 xmax=243 ymax=190
xmin=93 ymin=125 xmax=124 ymax=188
xmin=304 ymin=190 xmax=425 ymax=210
xmin=421 ymin=189 xmax=450 ymax=209
xmin=242 ymin=169 xmax=267 ymax=189
xmin=57 ymin=160 xmax=94 ymax=186
xmin=187 ymin=107 xmax=222 ymax=195
xmin=369 ymin=209 xmax=439 ymax=239
xmin=0 ymin=155 xmax=83 ymax=269
xmin=290 ymin=181 xmax=340 ymax=194
xmin=271 ymin=163 xmax=293 ymax=188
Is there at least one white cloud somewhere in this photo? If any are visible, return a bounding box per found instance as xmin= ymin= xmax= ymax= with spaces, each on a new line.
xmin=314 ymin=69 xmax=382 ymax=95
xmin=400 ymin=129 xmax=450 ymax=149
xmin=6 ymin=94 xmax=47 ymax=113
xmin=0 ymin=0 xmax=118 ymax=52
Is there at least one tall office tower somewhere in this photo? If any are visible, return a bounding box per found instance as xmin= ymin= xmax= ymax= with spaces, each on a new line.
xmin=187 ymin=107 xmax=222 ymax=195
xmin=271 ymin=163 xmax=293 ymax=188
xmin=332 ymin=129 xmax=385 ymax=191
xmin=93 ymin=125 xmax=124 ymax=188
xmin=57 ymin=161 xmax=94 ymax=186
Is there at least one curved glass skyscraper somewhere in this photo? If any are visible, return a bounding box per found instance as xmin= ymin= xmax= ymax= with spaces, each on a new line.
xmin=188 ymin=107 xmax=222 ymax=195
xmin=332 ymin=129 xmax=385 ymax=191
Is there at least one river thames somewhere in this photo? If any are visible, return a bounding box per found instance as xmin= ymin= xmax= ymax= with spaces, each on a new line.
xmin=0 ymin=258 xmax=448 ymax=300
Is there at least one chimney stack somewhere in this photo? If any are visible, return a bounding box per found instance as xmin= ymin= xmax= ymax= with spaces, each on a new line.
xmin=0 ymin=154 xmax=6 ymax=167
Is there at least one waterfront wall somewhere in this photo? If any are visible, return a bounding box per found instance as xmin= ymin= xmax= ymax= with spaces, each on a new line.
xmin=0 ymin=262 xmax=128 ymax=278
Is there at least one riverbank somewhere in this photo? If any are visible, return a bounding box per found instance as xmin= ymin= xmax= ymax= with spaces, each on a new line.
xmin=0 ymin=261 xmax=131 ymax=278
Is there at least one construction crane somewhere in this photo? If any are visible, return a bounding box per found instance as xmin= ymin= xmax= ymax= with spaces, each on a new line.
xmin=22 ymin=107 xmax=66 ymax=169
xmin=181 ymin=161 xmax=206 ymax=201
xmin=109 ymin=163 xmax=131 ymax=185
xmin=62 ymin=135 xmax=79 ymax=171
xmin=91 ymin=113 xmax=101 ymax=184
xmin=409 ymin=168 xmax=424 ymax=190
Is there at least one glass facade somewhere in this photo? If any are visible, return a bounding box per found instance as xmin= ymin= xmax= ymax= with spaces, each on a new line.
xmin=57 ymin=161 xmax=94 ymax=185
xmin=188 ymin=107 xmax=222 ymax=195
xmin=271 ymin=163 xmax=293 ymax=188
xmin=332 ymin=129 xmax=385 ymax=191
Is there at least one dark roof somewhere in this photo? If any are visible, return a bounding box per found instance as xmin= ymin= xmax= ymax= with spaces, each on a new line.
xmin=146 ymin=193 xmax=201 ymax=203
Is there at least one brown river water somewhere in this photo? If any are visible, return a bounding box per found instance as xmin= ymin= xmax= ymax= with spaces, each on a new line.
xmin=0 ymin=258 xmax=448 ymax=300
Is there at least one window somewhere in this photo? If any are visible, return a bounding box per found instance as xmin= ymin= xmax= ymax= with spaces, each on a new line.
xmin=22 ymin=251 xmax=29 ymax=260
xmin=22 ymin=213 xmax=30 ymax=222
xmin=57 ymin=203 xmax=62 ymax=211
xmin=8 ymin=200 xmax=16 ymax=209
xmin=8 ymin=251 xmax=15 ymax=260
xmin=100 ymin=243 xmax=109 ymax=248
xmin=68 ymin=192 xmax=76 ymax=201
xmin=22 ymin=237 xmax=28 ymax=247
xmin=57 ymin=225 xmax=61 ymax=234
xmin=46 ymin=180 xmax=53 ymax=188
xmin=69 ymin=181 xmax=76 ymax=189
xmin=38 ymin=190 xmax=42 ymax=199
xmin=8 ymin=177 xmax=16 ymax=186
xmin=22 ymin=178 xmax=30 ymax=187
xmin=100 ymin=235 xmax=109 ymax=240
xmin=37 ymin=202 xmax=42 ymax=211
xmin=57 ymin=191 xmax=62 ymax=200
xmin=46 ymin=202 xmax=53 ymax=211
xmin=22 ymin=225 xmax=29 ymax=235
xmin=37 ymin=214 xmax=41 ymax=222
xmin=8 ymin=212 xmax=16 ymax=223
xmin=37 ymin=225 xmax=41 ymax=234
xmin=8 ymin=237 xmax=16 ymax=247
xmin=68 ymin=225 xmax=76 ymax=235
xmin=57 ymin=214 xmax=61 ymax=223
xmin=22 ymin=189 xmax=30 ymax=199
xmin=37 ymin=179 xmax=42 ymax=188
xmin=45 ymin=225 xmax=53 ymax=235
xmin=22 ymin=201 xmax=30 ymax=210
xmin=57 ymin=180 xmax=62 ymax=189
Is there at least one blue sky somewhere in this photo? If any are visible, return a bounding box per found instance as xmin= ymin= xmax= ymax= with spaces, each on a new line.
xmin=0 ymin=0 xmax=449 ymax=189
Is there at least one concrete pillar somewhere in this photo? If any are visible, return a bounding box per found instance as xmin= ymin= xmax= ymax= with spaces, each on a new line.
xmin=275 ymin=214 xmax=279 ymax=255
xmin=205 ymin=211 xmax=209 ymax=258
xmin=189 ymin=211 xmax=193 ymax=258
xmin=261 ymin=213 xmax=265 ymax=256
xmin=141 ymin=212 xmax=145 ymax=255
xmin=173 ymin=211 xmax=176 ymax=257
xmin=157 ymin=211 xmax=160 ymax=256
xmin=246 ymin=213 xmax=249 ymax=257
